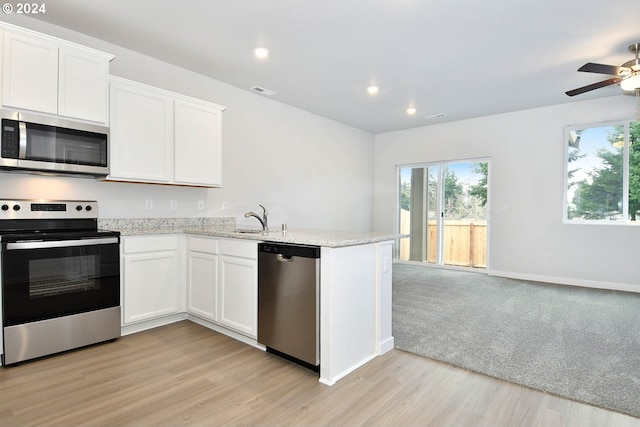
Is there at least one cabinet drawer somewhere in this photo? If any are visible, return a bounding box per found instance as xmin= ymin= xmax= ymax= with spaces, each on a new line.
xmin=187 ymin=236 xmax=218 ymax=254
xmin=123 ymin=235 xmax=179 ymax=254
xmin=219 ymin=239 xmax=258 ymax=259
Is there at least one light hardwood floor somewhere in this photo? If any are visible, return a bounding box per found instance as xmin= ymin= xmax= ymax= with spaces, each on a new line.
xmin=0 ymin=320 xmax=638 ymax=427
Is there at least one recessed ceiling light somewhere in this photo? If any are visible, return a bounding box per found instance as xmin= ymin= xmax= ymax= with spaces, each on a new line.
xmin=254 ymin=47 xmax=269 ymax=59
xmin=406 ymin=107 xmax=417 ymax=115
xmin=367 ymin=86 xmax=379 ymax=95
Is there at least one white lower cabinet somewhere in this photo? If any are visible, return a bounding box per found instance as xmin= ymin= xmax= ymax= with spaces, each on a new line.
xmin=219 ymin=251 xmax=258 ymax=337
xmin=186 ymin=237 xmax=258 ymax=338
xmin=122 ymin=235 xmax=184 ymax=325
xmin=186 ymin=236 xmax=219 ymax=322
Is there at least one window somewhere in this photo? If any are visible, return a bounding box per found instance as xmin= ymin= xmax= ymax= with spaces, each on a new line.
xmin=565 ymin=120 xmax=639 ymax=223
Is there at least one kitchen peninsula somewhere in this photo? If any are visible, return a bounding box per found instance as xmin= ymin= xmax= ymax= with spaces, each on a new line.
xmin=102 ymin=217 xmax=397 ymax=386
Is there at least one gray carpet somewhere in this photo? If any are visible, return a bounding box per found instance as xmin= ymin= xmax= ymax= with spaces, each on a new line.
xmin=392 ymin=263 xmax=640 ymax=419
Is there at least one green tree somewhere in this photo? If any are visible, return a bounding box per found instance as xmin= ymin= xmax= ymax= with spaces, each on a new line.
xmin=574 ymin=148 xmax=623 ymax=219
xmin=443 ymin=167 xmax=463 ymax=217
xmin=400 ymin=180 xmax=411 ymax=211
xmin=574 ymin=121 xmax=640 ymax=220
xmin=469 ymin=162 xmax=488 ymax=206
xmin=628 ymin=121 xmax=640 ymax=220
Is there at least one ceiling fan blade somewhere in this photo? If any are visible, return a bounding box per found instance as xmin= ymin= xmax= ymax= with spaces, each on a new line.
xmin=577 ymin=62 xmax=629 ymax=76
xmin=565 ymin=77 xmax=623 ymax=97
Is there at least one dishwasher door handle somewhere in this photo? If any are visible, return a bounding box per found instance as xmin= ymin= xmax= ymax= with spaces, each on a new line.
xmin=276 ymin=254 xmax=293 ymax=262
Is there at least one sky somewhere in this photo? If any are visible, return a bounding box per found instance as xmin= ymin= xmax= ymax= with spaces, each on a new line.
xmin=399 ymin=161 xmax=484 ymax=187
xmin=568 ymin=124 xmax=622 ymax=185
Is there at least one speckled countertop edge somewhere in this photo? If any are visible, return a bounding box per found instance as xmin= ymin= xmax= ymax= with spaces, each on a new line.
xmin=98 ymin=217 xmax=402 ymax=248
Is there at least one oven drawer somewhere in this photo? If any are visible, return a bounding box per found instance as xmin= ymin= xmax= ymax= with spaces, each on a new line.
xmin=123 ymin=235 xmax=179 ymax=254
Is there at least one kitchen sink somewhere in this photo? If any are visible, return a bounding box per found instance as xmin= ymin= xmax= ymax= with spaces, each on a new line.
xmin=233 ymin=228 xmax=268 ymax=234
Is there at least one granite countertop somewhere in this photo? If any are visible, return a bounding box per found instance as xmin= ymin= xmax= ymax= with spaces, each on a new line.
xmin=193 ymin=227 xmax=401 ymax=247
xmin=99 ymin=218 xmax=402 ymax=248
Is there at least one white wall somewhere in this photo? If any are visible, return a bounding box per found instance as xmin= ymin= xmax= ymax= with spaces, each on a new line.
xmin=374 ymin=95 xmax=640 ymax=291
xmin=0 ymin=17 xmax=374 ymax=231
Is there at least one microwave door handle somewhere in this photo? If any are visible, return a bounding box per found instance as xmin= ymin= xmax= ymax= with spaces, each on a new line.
xmin=18 ymin=121 xmax=26 ymax=159
xmin=5 ymin=237 xmax=119 ymax=250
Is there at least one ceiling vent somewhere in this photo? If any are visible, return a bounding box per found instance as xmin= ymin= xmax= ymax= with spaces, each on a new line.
xmin=424 ymin=113 xmax=447 ymax=120
xmin=251 ymin=86 xmax=276 ymax=96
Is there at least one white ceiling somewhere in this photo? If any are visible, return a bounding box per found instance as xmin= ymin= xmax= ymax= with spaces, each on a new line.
xmin=27 ymin=0 xmax=640 ymax=134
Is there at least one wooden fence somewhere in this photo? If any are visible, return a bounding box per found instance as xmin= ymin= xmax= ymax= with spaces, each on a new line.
xmin=400 ymin=211 xmax=486 ymax=268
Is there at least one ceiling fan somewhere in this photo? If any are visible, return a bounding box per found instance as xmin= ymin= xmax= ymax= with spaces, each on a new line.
xmin=565 ymin=42 xmax=640 ymax=97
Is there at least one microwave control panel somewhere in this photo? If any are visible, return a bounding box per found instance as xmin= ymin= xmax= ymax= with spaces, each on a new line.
xmin=1 ymin=119 xmax=19 ymax=159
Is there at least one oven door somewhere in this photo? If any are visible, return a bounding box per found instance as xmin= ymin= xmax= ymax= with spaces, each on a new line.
xmin=1 ymin=235 xmax=120 ymax=327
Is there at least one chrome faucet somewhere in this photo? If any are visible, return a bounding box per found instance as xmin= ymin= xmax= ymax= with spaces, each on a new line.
xmin=244 ymin=204 xmax=268 ymax=231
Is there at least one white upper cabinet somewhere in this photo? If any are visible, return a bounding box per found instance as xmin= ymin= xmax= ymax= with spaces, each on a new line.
xmin=58 ymin=46 xmax=110 ymax=123
xmin=174 ymin=98 xmax=223 ymax=186
xmin=109 ymin=78 xmax=174 ymax=182
xmin=2 ymin=31 xmax=58 ymax=114
xmin=109 ymin=76 xmax=225 ymax=187
xmin=0 ymin=25 xmax=113 ymax=124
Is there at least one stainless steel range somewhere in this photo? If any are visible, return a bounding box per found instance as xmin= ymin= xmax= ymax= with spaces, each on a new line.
xmin=0 ymin=199 xmax=120 ymax=365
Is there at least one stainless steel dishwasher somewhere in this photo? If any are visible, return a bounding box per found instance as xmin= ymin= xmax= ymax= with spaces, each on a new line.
xmin=258 ymin=243 xmax=320 ymax=371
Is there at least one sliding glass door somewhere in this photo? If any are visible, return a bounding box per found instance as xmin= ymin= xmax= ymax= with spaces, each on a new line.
xmin=398 ymin=159 xmax=489 ymax=269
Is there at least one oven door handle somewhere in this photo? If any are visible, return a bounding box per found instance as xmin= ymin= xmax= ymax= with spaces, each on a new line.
xmin=5 ymin=237 xmax=119 ymax=250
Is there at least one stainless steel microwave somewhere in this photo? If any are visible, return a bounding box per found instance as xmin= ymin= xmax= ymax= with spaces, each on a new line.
xmin=0 ymin=110 xmax=109 ymax=176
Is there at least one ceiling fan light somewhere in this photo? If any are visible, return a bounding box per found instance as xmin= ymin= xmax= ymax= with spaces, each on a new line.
xmin=620 ymin=73 xmax=640 ymax=91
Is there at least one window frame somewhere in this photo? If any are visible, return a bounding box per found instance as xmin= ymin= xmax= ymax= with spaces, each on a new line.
xmin=563 ymin=118 xmax=636 ymax=225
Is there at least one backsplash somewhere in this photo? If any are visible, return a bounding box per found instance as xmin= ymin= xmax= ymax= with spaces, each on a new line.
xmin=98 ymin=217 xmax=235 ymax=231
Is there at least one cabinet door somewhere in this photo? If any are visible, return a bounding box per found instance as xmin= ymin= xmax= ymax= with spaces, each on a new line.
xmin=123 ymin=250 xmax=180 ymax=324
xmin=109 ymin=78 xmax=173 ymax=182
xmin=187 ymin=250 xmax=218 ymax=321
xmin=219 ymin=255 xmax=257 ymax=337
xmin=2 ymin=32 xmax=58 ymax=114
xmin=174 ymin=98 xmax=223 ymax=187
xmin=58 ymin=46 xmax=109 ymax=123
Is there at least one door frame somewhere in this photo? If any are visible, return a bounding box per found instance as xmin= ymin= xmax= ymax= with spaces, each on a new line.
xmin=395 ymin=157 xmax=491 ymax=271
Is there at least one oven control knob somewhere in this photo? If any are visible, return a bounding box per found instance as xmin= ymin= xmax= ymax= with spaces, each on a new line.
xmin=85 ymin=205 xmax=92 ymax=211
xmin=76 ymin=205 xmax=83 ymax=211
xmin=12 ymin=204 xmax=20 ymax=211
xmin=1 ymin=204 xmax=8 ymax=211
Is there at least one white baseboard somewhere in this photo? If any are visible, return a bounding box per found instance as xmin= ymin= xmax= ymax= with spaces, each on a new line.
xmin=488 ymin=270 xmax=640 ymax=294
xmin=121 ymin=313 xmax=188 ymax=336
xmin=187 ymin=314 xmax=265 ymax=351
xmin=319 ymin=353 xmax=378 ymax=387
xmin=378 ymin=337 xmax=394 ymax=355
xmin=120 ymin=313 xmax=265 ymax=351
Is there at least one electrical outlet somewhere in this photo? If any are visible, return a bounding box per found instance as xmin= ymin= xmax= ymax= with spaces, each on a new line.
xmin=145 ymin=199 xmax=153 ymax=210
xmin=544 ymin=253 xmax=552 ymax=262
xmin=170 ymin=200 xmax=178 ymax=210
xmin=197 ymin=200 xmax=205 ymax=210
